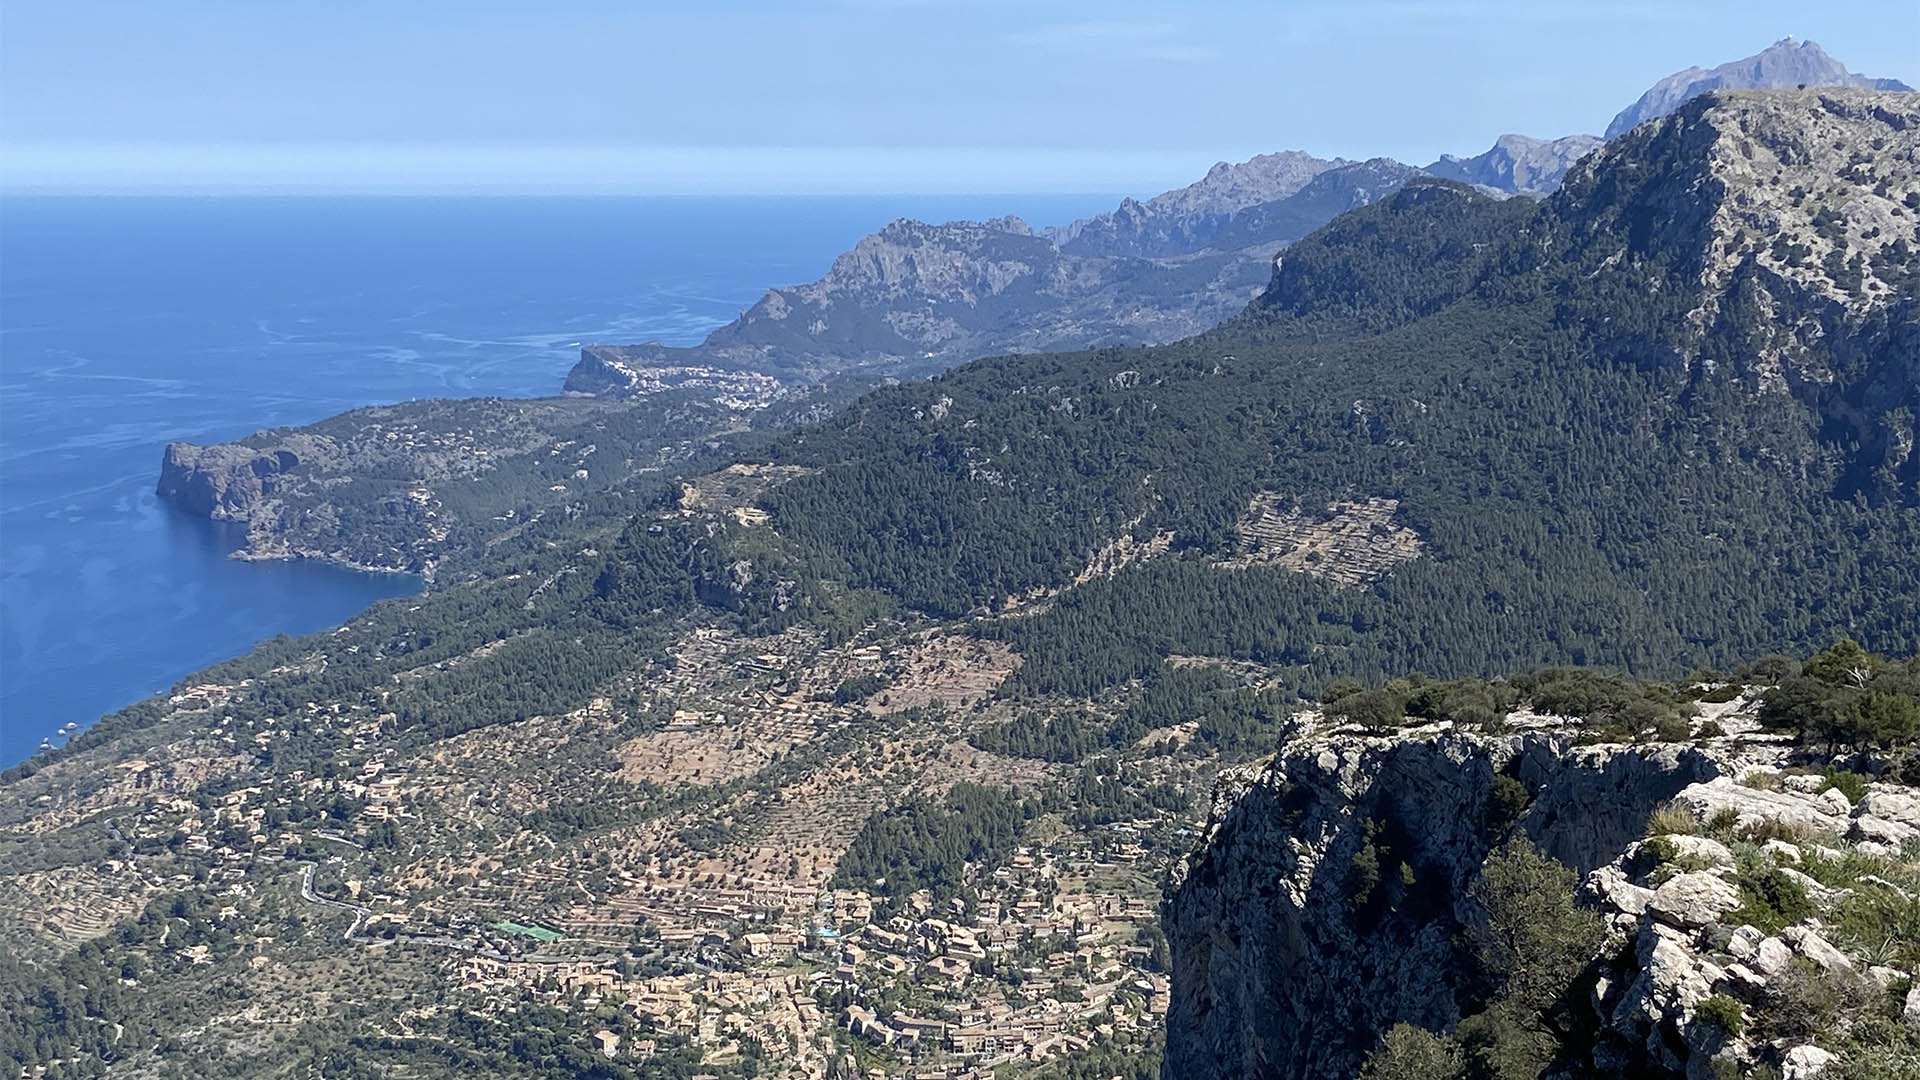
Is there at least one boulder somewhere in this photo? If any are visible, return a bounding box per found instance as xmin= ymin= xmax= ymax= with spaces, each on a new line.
xmin=1781 ymin=1044 xmax=1835 ymax=1080
xmin=1586 ymin=865 xmax=1656 ymax=916
xmin=1851 ymin=813 xmax=1919 ymax=846
xmin=1752 ymin=937 xmax=1794 ymax=977
xmin=1727 ymin=925 xmax=1764 ymax=961
xmin=1782 ymin=926 xmax=1855 ymax=974
xmin=1676 ymin=779 xmax=1848 ymax=834
xmin=1859 ymin=789 xmax=1920 ymax=829
xmin=1649 ymin=872 xmax=1741 ymax=929
xmin=1721 ymin=961 xmax=1769 ymax=998
xmin=1664 ymin=835 xmax=1735 ymax=866
xmin=1761 ymin=839 xmax=1803 ymax=863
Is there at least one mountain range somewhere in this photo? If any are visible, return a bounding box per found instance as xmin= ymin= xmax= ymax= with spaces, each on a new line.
xmin=162 ymin=39 xmax=1914 ymax=578
xmin=568 ymin=37 xmax=1908 ymax=396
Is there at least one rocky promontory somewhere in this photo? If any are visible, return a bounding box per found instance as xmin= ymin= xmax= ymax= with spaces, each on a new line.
xmin=157 ymin=441 xmax=302 ymax=521
xmin=153 ymin=394 xmax=755 ymax=576
xmin=1164 ymin=662 xmax=1920 ymax=1080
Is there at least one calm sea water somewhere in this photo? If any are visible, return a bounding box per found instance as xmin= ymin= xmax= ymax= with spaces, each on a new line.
xmin=0 ymin=193 xmax=1117 ymax=765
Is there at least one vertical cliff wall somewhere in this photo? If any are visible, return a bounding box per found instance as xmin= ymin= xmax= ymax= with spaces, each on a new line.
xmin=1162 ymin=727 xmax=1719 ymax=1080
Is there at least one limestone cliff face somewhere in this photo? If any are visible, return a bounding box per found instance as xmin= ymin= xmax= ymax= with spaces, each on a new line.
xmin=1162 ymin=725 xmax=1718 ymax=1080
xmin=1164 ymin=692 xmax=1920 ymax=1080
xmin=157 ymin=442 xmax=301 ymax=520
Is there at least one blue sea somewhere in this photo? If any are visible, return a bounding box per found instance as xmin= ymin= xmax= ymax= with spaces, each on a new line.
xmin=0 ymin=193 xmax=1117 ymax=765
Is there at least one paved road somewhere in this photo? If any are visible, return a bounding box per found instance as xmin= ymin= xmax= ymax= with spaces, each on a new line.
xmin=297 ymin=861 xmax=371 ymax=941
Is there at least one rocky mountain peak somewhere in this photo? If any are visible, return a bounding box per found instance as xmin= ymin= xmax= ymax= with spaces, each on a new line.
xmin=1605 ymin=38 xmax=1913 ymax=139
xmin=1560 ymin=87 xmax=1920 ymax=373
xmin=1048 ymin=149 xmax=1349 ymax=255
xmin=1425 ymin=132 xmax=1605 ymax=196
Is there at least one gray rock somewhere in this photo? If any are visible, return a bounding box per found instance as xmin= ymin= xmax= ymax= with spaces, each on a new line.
xmin=1664 ymin=834 xmax=1735 ymax=866
xmin=1905 ymin=983 xmax=1920 ymax=1029
xmin=1722 ymin=961 xmax=1769 ymax=998
xmin=1775 ymin=867 xmax=1844 ymax=905
xmin=1783 ymin=926 xmax=1855 ymax=974
xmin=1850 ymin=814 xmax=1917 ymax=846
xmin=1677 ymin=779 xmax=1849 ymax=834
xmin=1587 ymin=865 xmax=1656 ymax=916
xmin=1762 ymin=839 xmax=1804 ymax=864
xmin=1649 ymin=872 xmax=1741 ymax=929
xmin=1859 ymin=790 xmax=1920 ymax=829
xmin=1752 ymin=937 xmax=1795 ymax=977
xmin=1781 ymin=1043 xmax=1836 ymax=1080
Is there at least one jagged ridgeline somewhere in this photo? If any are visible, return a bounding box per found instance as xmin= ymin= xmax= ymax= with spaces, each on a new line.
xmin=641 ymin=88 xmax=1920 ymax=690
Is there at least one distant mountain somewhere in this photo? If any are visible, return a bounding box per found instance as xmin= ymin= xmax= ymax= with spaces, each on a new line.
xmin=567 ymin=159 xmax=1428 ymax=394
xmin=1046 ymin=150 xmax=1347 ymax=257
xmin=1205 ymin=159 xmax=1429 ymax=252
xmin=573 ymin=40 xmax=1915 ymax=399
xmin=1424 ymin=133 xmax=1604 ymax=196
xmin=565 ymin=216 xmax=1270 ymax=391
xmin=1605 ymin=37 xmax=1912 ymax=138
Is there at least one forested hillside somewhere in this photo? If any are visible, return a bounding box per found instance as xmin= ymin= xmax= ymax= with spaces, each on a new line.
xmin=719 ymin=91 xmax=1920 ymax=695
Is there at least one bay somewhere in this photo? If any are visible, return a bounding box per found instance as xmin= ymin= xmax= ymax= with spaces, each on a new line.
xmin=0 ymin=193 xmax=1116 ymax=764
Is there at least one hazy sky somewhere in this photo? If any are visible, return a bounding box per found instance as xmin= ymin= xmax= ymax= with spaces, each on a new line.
xmin=3 ymin=0 xmax=1914 ymax=194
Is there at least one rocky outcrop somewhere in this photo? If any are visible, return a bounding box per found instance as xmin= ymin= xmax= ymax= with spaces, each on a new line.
xmin=1165 ymin=685 xmax=1920 ymax=1080
xmin=1162 ymin=722 xmax=1719 ymax=1080
xmin=1606 ymin=38 xmax=1911 ymax=139
xmin=1581 ymin=763 xmax=1920 ymax=1078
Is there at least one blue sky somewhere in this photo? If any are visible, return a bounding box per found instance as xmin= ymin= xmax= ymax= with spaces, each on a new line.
xmin=2 ymin=0 xmax=1914 ymax=194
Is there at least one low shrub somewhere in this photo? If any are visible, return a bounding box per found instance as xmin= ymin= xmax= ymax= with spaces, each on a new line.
xmin=1822 ymin=768 xmax=1871 ymax=804
xmin=1694 ymin=993 xmax=1745 ymax=1036
xmin=1728 ymin=861 xmax=1816 ymax=934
